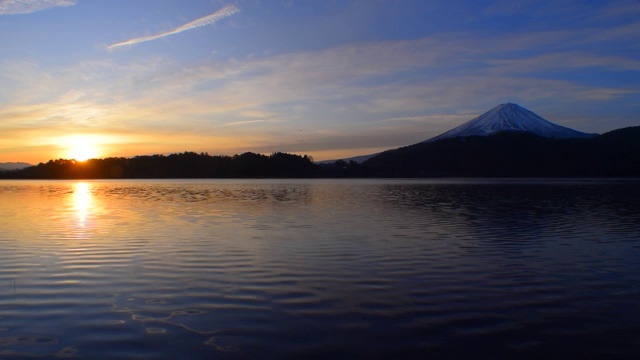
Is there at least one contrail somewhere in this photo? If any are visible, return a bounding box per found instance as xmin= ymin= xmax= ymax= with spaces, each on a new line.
xmin=0 ymin=0 xmax=76 ymax=15
xmin=108 ymin=4 xmax=239 ymax=50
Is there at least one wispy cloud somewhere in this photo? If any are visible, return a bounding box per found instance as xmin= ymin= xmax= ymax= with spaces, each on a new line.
xmin=222 ymin=119 xmax=285 ymax=127
xmin=2 ymin=9 xmax=639 ymax=163
xmin=108 ymin=4 xmax=239 ymax=50
xmin=0 ymin=0 xmax=75 ymax=15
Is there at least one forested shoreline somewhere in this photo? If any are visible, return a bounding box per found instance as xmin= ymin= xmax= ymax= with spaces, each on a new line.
xmin=2 ymin=126 xmax=639 ymax=179
xmin=0 ymin=152 xmax=334 ymax=179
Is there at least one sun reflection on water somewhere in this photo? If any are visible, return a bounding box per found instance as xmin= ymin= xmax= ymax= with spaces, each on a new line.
xmin=73 ymin=182 xmax=92 ymax=227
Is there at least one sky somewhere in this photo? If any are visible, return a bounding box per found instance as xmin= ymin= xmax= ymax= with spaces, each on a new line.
xmin=0 ymin=0 xmax=639 ymax=164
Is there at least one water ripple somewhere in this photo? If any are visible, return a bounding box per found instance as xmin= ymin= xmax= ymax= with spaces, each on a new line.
xmin=1 ymin=179 xmax=640 ymax=358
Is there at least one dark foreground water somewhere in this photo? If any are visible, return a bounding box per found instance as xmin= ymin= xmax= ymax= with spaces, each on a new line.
xmin=1 ymin=179 xmax=639 ymax=359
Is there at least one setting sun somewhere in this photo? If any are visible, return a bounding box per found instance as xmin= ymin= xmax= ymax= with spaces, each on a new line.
xmin=66 ymin=137 xmax=100 ymax=161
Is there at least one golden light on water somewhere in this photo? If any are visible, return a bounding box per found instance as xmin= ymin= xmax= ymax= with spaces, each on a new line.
xmin=73 ymin=182 xmax=92 ymax=227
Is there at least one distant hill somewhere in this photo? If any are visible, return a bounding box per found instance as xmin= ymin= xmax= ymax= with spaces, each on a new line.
xmin=363 ymin=126 xmax=640 ymax=177
xmin=317 ymin=153 xmax=377 ymax=165
xmin=0 ymin=162 xmax=32 ymax=171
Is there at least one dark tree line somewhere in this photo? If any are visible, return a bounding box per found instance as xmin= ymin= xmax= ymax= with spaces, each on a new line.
xmin=2 ymin=126 xmax=639 ymax=179
xmin=0 ymin=152 xmax=323 ymax=179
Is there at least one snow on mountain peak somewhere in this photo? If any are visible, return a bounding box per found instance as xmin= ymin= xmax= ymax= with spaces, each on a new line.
xmin=426 ymin=103 xmax=597 ymax=142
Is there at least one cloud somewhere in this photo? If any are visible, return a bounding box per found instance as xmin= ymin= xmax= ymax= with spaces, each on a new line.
xmin=0 ymin=0 xmax=75 ymax=15
xmin=221 ymin=119 xmax=285 ymax=127
xmin=108 ymin=4 xmax=239 ymax=50
xmin=2 ymin=12 xmax=639 ymax=163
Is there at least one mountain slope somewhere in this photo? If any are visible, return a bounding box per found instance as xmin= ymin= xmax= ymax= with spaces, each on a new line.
xmin=0 ymin=162 xmax=32 ymax=171
xmin=427 ymin=103 xmax=597 ymax=142
xmin=363 ymin=127 xmax=640 ymax=177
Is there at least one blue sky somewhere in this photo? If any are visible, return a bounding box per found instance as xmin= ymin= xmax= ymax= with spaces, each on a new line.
xmin=0 ymin=0 xmax=638 ymax=163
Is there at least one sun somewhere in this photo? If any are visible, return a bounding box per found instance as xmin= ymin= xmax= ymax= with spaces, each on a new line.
xmin=67 ymin=138 xmax=99 ymax=162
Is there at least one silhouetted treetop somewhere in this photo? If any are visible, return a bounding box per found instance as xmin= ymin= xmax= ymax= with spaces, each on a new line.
xmin=1 ymin=151 xmax=320 ymax=179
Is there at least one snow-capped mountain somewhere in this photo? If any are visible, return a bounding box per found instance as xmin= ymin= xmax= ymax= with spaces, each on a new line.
xmin=426 ymin=103 xmax=597 ymax=142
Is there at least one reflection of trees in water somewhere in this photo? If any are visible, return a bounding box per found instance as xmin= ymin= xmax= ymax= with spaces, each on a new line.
xmin=98 ymin=182 xmax=313 ymax=205
xmin=372 ymin=182 xmax=640 ymax=248
xmin=0 ymin=336 xmax=77 ymax=358
xmin=366 ymin=182 xmax=640 ymax=335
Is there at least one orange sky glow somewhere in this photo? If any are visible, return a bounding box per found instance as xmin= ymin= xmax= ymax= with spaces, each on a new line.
xmin=1 ymin=1 xmax=638 ymax=165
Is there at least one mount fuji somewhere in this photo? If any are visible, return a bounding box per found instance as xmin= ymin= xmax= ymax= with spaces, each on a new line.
xmin=322 ymin=103 xmax=597 ymax=165
xmin=356 ymin=103 xmax=640 ymax=177
xmin=426 ymin=103 xmax=597 ymax=142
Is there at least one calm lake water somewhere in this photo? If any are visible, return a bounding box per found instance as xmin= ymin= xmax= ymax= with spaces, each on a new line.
xmin=1 ymin=179 xmax=640 ymax=359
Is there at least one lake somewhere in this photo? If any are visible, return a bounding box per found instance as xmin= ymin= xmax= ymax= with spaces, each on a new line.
xmin=1 ymin=179 xmax=639 ymax=359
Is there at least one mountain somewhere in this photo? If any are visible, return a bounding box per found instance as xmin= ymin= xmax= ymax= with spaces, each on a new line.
xmin=317 ymin=153 xmax=377 ymax=164
xmin=427 ymin=103 xmax=597 ymax=142
xmin=362 ymin=126 xmax=640 ymax=177
xmin=320 ymin=102 xmax=638 ymax=178
xmin=360 ymin=101 xmax=638 ymax=178
xmin=0 ymin=162 xmax=32 ymax=171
